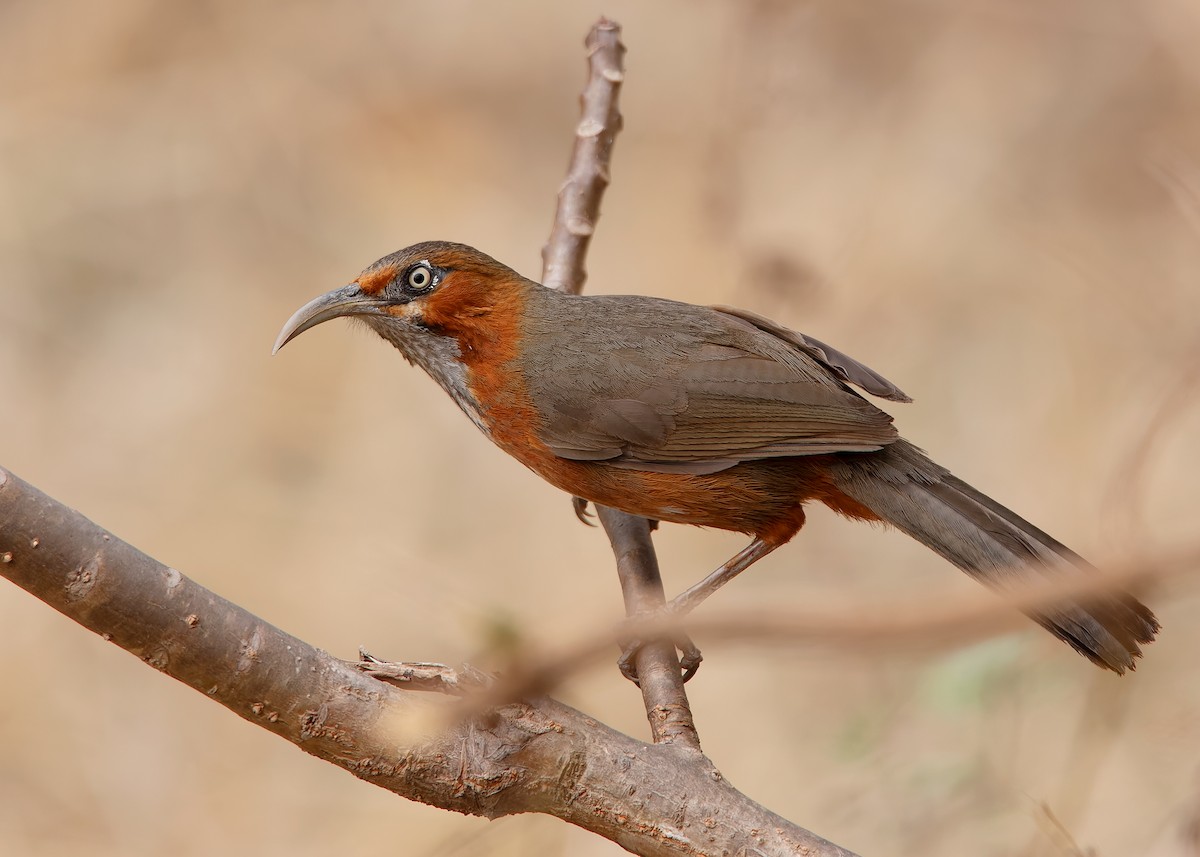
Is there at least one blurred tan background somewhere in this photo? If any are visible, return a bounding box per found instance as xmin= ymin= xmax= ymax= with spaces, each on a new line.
xmin=2 ymin=1 xmax=1199 ymax=855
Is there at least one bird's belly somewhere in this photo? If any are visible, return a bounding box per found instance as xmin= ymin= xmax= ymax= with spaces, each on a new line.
xmin=514 ymin=447 xmax=827 ymax=538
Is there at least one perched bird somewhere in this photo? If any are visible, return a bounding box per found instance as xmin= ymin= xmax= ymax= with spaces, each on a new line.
xmin=275 ymin=241 xmax=1158 ymax=673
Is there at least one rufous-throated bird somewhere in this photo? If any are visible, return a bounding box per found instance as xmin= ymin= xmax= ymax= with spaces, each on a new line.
xmin=274 ymin=241 xmax=1158 ymax=673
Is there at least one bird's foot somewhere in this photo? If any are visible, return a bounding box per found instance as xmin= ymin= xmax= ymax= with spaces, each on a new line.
xmin=572 ymin=497 xmax=659 ymax=531
xmin=617 ymin=633 xmax=703 ymax=685
xmin=571 ymin=496 xmax=597 ymax=526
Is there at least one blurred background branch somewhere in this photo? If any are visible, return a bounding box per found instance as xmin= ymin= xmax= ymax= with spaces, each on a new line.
xmin=472 ymin=541 xmax=1193 ymax=712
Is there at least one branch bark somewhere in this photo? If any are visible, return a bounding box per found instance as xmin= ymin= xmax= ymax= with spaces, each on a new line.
xmin=540 ymin=18 xmax=624 ymax=297
xmin=597 ymin=506 xmax=701 ymax=748
xmin=0 ymin=466 xmax=855 ymax=856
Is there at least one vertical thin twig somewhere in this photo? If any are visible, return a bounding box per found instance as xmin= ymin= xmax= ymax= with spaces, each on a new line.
xmin=541 ymin=19 xmax=623 ymax=296
xmin=540 ymin=19 xmax=701 ymax=750
xmin=597 ymin=507 xmax=701 ymax=747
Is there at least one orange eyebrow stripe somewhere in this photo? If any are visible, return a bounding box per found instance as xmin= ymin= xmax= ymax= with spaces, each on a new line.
xmin=357 ymin=263 xmax=398 ymax=296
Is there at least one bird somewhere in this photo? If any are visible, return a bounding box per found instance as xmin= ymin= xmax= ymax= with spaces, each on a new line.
xmin=274 ymin=240 xmax=1158 ymax=674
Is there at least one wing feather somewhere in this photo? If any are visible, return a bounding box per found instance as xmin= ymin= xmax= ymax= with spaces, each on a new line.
xmin=524 ymin=291 xmax=908 ymax=474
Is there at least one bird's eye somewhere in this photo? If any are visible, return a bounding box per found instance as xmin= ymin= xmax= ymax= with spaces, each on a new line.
xmin=406 ymin=265 xmax=433 ymax=292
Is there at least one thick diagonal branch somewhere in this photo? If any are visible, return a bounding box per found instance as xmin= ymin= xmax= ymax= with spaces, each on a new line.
xmin=0 ymin=466 xmax=856 ymax=857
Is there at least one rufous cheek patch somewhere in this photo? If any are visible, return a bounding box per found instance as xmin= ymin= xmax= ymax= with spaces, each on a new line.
xmin=357 ymin=264 xmax=399 ymax=296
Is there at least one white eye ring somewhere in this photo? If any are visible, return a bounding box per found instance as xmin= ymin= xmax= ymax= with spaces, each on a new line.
xmin=406 ymin=265 xmax=433 ymax=291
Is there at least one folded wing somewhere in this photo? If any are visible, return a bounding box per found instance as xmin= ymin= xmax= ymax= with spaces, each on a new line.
xmin=528 ymin=296 xmax=910 ymax=475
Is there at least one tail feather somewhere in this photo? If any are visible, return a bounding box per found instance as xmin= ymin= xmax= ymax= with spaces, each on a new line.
xmin=830 ymin=441 xmax=1159 ymax=673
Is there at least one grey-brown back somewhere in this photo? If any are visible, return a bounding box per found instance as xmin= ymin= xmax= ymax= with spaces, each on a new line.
xmin=517 ymin=286 xmax=908 ymax=475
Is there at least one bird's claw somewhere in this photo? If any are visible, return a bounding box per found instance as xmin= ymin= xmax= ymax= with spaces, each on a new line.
xmin=617 ymin=634 xmax=703 ymax=685
xmin=572 ymin=496 xmax=597 ymax=526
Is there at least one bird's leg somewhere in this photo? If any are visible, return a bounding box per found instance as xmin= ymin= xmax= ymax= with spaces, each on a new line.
xmin=620 ymin=538 xmax=781 ymax=682
xmin=619 ymin=538 xmax=782 ymax=682
xmin=666 ymin=537 xmax=782 ymax=617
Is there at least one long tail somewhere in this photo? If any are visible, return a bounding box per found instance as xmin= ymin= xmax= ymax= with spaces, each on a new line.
xmin=828 ymin=440 xmax=1159 ymax=673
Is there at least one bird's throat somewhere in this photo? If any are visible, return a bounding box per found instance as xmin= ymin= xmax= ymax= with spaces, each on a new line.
xmin=362 ymin=315 xmax=492 ymax=436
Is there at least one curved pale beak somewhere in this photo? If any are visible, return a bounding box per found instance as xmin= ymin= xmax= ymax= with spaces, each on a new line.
xmin=272 ymin=283 xmax=389 ymax=354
